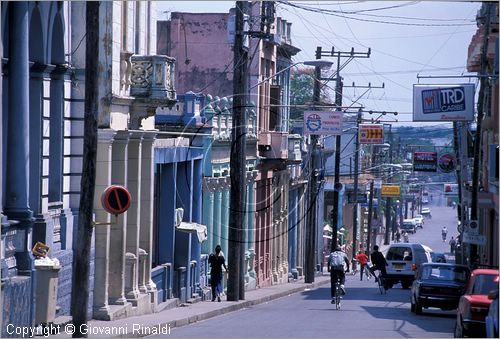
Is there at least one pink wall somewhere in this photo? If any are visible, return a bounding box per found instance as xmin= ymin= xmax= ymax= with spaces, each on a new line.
xmin=157 ymin=12 xmax=234 ymax=96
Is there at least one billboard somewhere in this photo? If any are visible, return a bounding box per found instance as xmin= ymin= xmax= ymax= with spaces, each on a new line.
xmin=359 ymin=124 xmax=384 ymax=144
xmin=303 ymin=111 xmax=343 ymax=136
xmin=438 ymin=153 xmax=457 ymax=173
xmin=413 ymin=151 xmax=437 ymax=172
xmin=413 ymin=84 xmax=475 ymax=121
xmin=381 ymin=185 xmax=401 ymax=198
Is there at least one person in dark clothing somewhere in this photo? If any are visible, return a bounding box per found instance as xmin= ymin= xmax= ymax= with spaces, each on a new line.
xmin=369 ymin=245 xmax=388 ymax=283
xmin=209 ymin=245 xmax=228 ymax=302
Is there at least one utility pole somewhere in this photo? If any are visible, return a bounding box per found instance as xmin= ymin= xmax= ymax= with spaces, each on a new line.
xmin=313 ymin=47 xmax=371 ymax=257
xmin=366 ymin=181 xmax=374 ymax=254
xmin=351 ymin=109 xmax=362 ymax=255
xmin=304 ymin=65 xmax=322 ymax=283
xmin=228 ymin=0 xmax=248 ymax=301
xmin=384 ymin=127 xmax=393 ymax=245
xmin=470 ymin=2 xmax=493 ymax=267
xmin=71 ymin=2 xmax=99 ymax=337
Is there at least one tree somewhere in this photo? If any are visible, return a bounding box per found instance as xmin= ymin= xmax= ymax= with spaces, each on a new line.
xmin=289 ymin=68 xmax=330 ymax=123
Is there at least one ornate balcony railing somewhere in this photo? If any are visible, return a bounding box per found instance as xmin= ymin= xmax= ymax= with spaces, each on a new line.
xmin=130 ymin=55 xmax=176 ymax=101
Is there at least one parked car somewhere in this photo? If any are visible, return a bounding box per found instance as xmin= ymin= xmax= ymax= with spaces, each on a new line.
xmin=411 ymin=263 xmax=470 ymax=315
xmin=485 ymin=289 xmax=499 ymax=338
xmin=413 ymin=215 xmax=424 ymax=229
xmin=384 ymin=243 xmax=433 ymax=289
xmin=421 ymin=207 xmax=431 ymax=217
xmin=401 ymin=219 xmax=417 ymax=234
xmin=431 ymin=252 xmax=447 ymax=263
xmin=454 ymin=268 xmax=499 ymax=338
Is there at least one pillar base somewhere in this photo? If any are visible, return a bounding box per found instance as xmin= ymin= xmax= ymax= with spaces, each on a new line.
xmin=93 ymin=303 xmax=133 ymax=321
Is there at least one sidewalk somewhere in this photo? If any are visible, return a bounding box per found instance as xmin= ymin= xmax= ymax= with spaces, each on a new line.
xmin=53 ymin=275 xmax=330 ymax=338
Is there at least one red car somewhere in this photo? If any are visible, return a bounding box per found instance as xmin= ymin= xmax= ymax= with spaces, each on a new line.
xmin=454 ymin=268 xmax=499 ymax=338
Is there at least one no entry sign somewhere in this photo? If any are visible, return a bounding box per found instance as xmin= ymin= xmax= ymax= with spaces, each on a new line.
xmin=101 ymin=185 xmax=131 ymax=215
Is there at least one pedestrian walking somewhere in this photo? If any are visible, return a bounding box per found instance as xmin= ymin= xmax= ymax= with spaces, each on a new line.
xmin=355 ymin=250 xmax=369 ymax=281
xmin=449 ymin=236 xmax=457 ymax=254
xmin=441 ymin=226 xmax=448 ymax=242
xmin=209 ymin=245 xmax=228 ymax=302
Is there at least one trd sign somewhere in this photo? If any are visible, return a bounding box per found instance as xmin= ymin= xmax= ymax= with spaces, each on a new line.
xmin=412 ymin=84 xmax=475 ymax=122
xmin=422 ymin=87 xmax=465 ymax=114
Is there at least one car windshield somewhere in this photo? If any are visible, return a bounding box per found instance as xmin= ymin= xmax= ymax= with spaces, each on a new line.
xmin=471 ymin=274 xmax=499 ymax=295
xmin=421 ymin=266 xmax=468 ymax=282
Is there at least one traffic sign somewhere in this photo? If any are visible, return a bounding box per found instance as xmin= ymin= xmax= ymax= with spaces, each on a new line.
xmin=101 ymin=185 xmax=131 ymax=215
xmin=463 ymin=232 xmax=486 ymax=245
xmin=359 ymin=124 xmax=384 ymax=144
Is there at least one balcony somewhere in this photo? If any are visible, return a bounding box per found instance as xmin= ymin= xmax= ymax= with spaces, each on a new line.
xmin=258 ymin=131 xmax=288 ymax=159
xmin=130 ymin=55 xmax=176 ymax=100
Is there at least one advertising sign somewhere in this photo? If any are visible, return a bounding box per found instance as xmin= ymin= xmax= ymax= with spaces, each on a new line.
xmin=413 ymin=151 xmax=437 ymax=172
xmin=381 ymin=185 xmax=401 ymax=198
xmin=359 ymin=124 xmax=384 ymax=144
xmin=303 ymin=111 xmax=343 ymax=136
xmin=413 ymin=84 xmax=475 ymax=121
xmin=463 ymin=232 xmax=486 ymax=245
xmin=438 ymin=153 xmax=457 ymax=173
xmin=443 ymin=183 xmax=458 ymax=195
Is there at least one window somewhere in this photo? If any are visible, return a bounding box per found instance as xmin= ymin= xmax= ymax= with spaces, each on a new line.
xmin=387 ymin=247 xmax=412 ymax=261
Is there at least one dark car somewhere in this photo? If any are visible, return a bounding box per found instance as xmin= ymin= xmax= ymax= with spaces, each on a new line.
xmin=455 ymin=268 xmax=499 ymax=337
xmin=411 ymin=263 xmax=470 ymax=315
xmin=431 ymin=252 xmax=447 ymax=263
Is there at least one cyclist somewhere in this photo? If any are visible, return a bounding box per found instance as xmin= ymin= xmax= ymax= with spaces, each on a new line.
xmin=328 ymin=245 xmax=350 ymax=303
xmin=369 ymin=245 xmax=388 ymax=288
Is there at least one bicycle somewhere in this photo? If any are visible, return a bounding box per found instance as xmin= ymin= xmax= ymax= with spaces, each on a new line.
xmin=333 ymin=278 xmax=342 ymax=310
xmin=376 ymin=272 xmax=387 ymax=295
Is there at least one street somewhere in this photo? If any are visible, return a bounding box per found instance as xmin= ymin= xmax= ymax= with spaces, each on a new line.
xmin=150 ymin=202 xmax=459 ymax=338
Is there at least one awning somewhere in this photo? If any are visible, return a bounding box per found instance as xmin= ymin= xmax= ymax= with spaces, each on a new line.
xmin=176 ymin=222 xmax=208 ymax=243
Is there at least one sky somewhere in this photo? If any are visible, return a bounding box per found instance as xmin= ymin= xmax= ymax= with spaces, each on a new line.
xmin=156 ymin=1 xmax=484 ymax=127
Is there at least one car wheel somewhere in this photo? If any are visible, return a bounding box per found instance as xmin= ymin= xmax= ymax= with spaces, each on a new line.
xmin=415 ymin=301 xmax=423 ymax=315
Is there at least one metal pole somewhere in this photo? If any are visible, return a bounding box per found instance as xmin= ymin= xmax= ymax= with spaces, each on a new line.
xmin=228 ymin=0 xmax=248 ymax=301
xmin=383 ymin=127 xmax=393 ymax=245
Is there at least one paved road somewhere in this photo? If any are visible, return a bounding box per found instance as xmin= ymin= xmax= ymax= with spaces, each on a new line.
xmin=150 ymin=202 xmax=459 ymax=338
xmin=150 ymin=276 xmax=455 ymax=338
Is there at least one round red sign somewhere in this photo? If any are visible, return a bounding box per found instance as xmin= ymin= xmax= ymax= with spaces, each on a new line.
xmin=101 ymin=185 xmax=131 ymax=215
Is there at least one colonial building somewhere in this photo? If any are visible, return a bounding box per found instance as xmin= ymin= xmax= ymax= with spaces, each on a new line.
xmin=1 ymin=1 xmax=84 ymax=333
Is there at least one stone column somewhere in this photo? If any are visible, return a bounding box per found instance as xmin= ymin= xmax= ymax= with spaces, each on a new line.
xmin=221 ymin=178 xmax=230 ymax=255
xmin=139 ymin=132 xmax=157 ymax=300
xmin=125 ymin=131 xmax=142 ymax=302
xmin=4 ymin=1 xmax=33 ymax=274
xmin=213 ymin=189 xmax=222 ymax=251
xmin=108 ymin=130 xmax=129 ymax=306
xmin=201 ymin=179 xmax=215 ymax=254
xmin=93 ymin=129 xmax=116 ymax=318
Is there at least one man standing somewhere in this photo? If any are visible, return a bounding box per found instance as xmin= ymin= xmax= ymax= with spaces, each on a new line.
xmin=449 ymin=236 xmax=457 ymax=254
xmin=328 ymin=246 xmax=350 ymax=302
xmin=209 ymin=245 xmax=228 ymax=302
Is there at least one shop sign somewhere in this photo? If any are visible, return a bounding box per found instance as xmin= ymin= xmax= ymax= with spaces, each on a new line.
xmin=413 ymin=151 xmax=437 ymax=172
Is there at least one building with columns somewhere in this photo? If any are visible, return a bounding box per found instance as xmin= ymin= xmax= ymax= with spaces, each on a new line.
xmin=68 ymin=1 xmax=177 ymax=320
xmin=1 ymin=1 xmax=85 ymax=332
xmin=157 ymin=2 xmax=304 ymax=289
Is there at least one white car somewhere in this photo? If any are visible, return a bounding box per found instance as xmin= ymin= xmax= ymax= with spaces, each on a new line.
xmin=413 ymin=215 xmax=424 ymax=228
xmin=421 ymin=207 xmax=431 ymax=216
